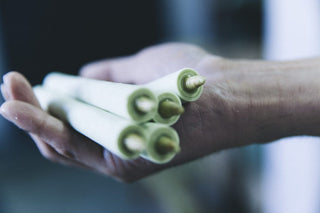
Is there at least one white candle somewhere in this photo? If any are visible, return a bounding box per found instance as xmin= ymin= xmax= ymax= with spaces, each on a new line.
xmin=43 ymin=72 xmax=157 ymax=123
xmin=34 ymin=86 xmax=147 ymax=160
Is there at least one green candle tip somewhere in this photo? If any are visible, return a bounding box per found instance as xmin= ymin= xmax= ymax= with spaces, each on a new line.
xmin=159 ymin=100 xmax=184 ymax=118
xmin=156 ymin=136 xmax=180 ymax=155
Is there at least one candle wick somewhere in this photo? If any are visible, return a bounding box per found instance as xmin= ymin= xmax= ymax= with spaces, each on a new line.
xmin=159 ymin=100 xmax=184 ymax=118
xmin=156 ymin=136 xmax=180 ymax=155
xmin=185 ymin=75 xmax=206 ymax=90
xmin=135 ymin=96 xmax=155 ymax=113
xmin=124 ymin=134 xmax=145 ymax=152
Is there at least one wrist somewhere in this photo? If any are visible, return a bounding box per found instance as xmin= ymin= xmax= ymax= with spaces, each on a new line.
xmin=199 ymin=56 xmax=320 ymax=147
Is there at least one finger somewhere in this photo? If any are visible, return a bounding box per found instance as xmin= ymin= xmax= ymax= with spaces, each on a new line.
xmin=1 ymin=72 xmax=82 ymax=166
xmin=2 ymin=72 xmax=70 ymax=160
xmin=2 ymin=71 xmax=41 ymax=107
xmin=1 ymin=72 xmax=110 ymax=173
xmin=31 ymin=134 xmax=94 ymax=170
xmin=79 ymin=55 xmax=139 ymax=83
xmin=1 ymin=72 xmax=89 ymax=168
xmin=0 ymin=100 xmax=108 ymax=173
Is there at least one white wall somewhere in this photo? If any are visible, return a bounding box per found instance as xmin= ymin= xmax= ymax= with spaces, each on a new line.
xmin=263 ymin=0 xmax=320 ymax=212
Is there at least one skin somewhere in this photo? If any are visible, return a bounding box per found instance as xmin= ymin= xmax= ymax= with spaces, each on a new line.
xmin=1 ymin=42 xmax=320 ymax=182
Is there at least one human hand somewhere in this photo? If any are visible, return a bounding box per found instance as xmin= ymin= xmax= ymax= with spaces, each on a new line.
xmin=1 ymin=43 xmax=230 ymax=182
xmin=3 ymin=42 xmax=315 ymax=182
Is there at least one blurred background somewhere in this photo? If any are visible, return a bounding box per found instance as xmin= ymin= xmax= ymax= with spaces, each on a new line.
xmin=0 ymin=0 xmax=318 ymax=212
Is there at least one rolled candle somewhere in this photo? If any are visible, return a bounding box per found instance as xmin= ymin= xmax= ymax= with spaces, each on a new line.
xmin=43 ymin=72 xmax=157 ymax=123
xmin=33 ymin=86 xmax=147 ymax=160
xmin=146 ymin=68 xmax=206 ymax=102
xmin=140 ymin=123 xmax=180 ymax=164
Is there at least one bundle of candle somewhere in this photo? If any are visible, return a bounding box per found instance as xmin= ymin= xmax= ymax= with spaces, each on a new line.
xmin=34 ymin=68 xmax=205 ymax=164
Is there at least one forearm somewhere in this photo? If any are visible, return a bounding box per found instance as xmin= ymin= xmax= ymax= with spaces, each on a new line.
xmin=198 ymin=56 xmax=320 ymax=149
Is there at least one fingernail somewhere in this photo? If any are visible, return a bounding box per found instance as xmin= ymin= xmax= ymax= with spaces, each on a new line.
xmin=0 ymin=102 xmax=17 ymax=123
xmin=0 ymin=83 xmax=10 ymax=101
xmin=0 ymin=102 xmax=9 ymax=120
xmin=2 ymin=72 xmax=10 ymax=85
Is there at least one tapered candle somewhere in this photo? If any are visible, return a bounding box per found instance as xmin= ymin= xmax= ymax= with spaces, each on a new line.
xmin=146 ymin=68 xmax=206 ymax=102
xmin=34 ymin=86 xmax=147 ymax=159
xmin=150 ymin=92 xmax=184 ymax=125
xmin=140 ymin=123 xmax=180 ymax=164
xmin=43 ymin=72 xmax=157 ymax=123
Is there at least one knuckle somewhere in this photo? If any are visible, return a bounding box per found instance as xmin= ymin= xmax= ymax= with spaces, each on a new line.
xmin=79 ymin=63 xmax=90 ymax=73
xmin=79 ymin=62 xmax=97 ymax=76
